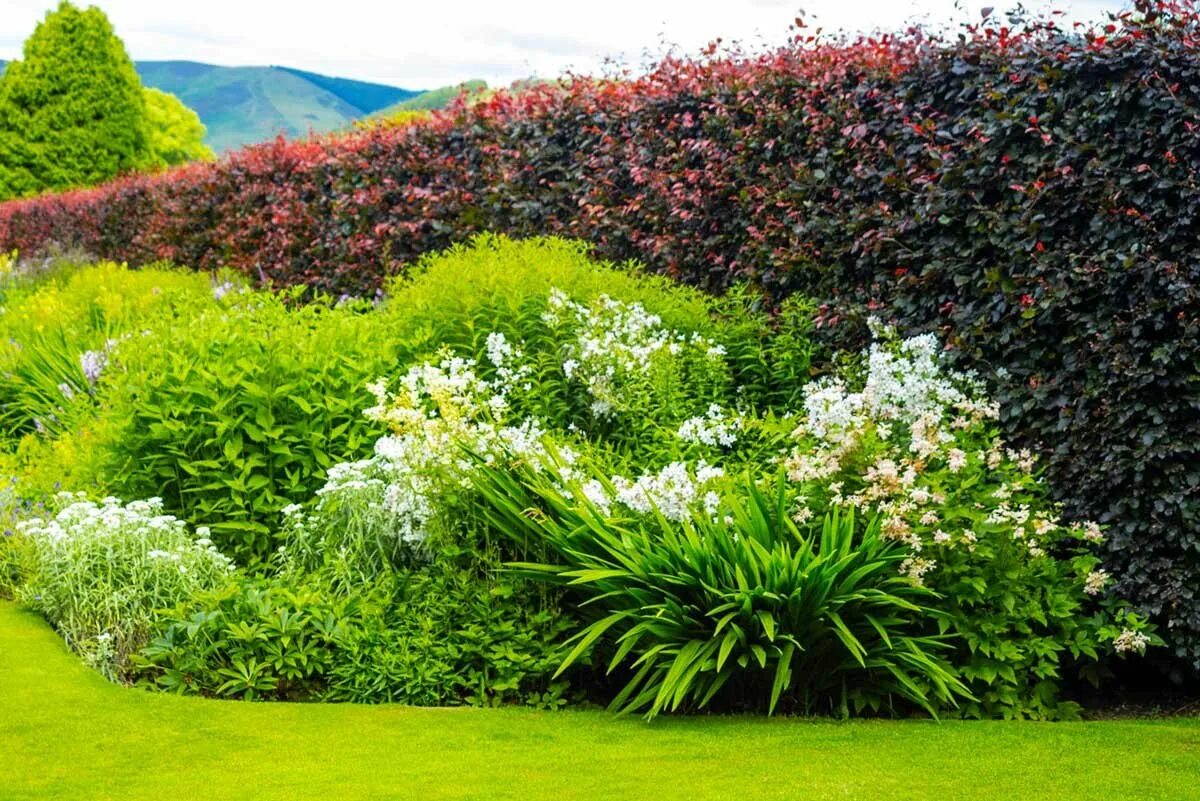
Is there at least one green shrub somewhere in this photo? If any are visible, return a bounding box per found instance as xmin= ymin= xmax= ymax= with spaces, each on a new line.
xmin=382 ymin=235 xmax=814 ymax=421
xmin=0 ymin=260 xmax=212 ymax=444
xmin=274 ymin=236 xmax=813 ymax=582
xmin=137 ymin=556 xmax=574 ymax=707
xmin=96 ymin=290 xmax=405 ymax=565
xmin=135 ymin=574 xmax=365 ymax=700
xmin=16 ymin=493 xmax=233 ymax=677
xmin=0 ymin=1 xmax=152 ymax=200
xmin=324 ymin=557 xmax=573 ymax=708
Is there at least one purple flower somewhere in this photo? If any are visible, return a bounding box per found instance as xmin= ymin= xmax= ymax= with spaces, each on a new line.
xmin=80 ymin=349 xmax=107 ymax=385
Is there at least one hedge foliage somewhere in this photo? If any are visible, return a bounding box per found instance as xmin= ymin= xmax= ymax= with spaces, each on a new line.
xmin=0 ymin=2 xmax=1197 ymax=671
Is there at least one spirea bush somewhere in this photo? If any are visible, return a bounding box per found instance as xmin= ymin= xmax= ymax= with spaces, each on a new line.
xmin=1 ymin=5 xmax=1194 ymax=667
xmin=17 ymin=493 xmax=233 ymax=676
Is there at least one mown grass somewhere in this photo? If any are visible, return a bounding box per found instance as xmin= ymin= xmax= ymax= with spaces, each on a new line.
xmin=1 ymin=602 xmax=1197 ymax=801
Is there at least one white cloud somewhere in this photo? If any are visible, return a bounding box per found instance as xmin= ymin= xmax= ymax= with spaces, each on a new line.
xmin=0 ymin=0 xmax=1129 ymax=89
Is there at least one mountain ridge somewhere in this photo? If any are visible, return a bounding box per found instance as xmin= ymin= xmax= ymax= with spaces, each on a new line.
xmin=133 ymin=61 xmax=422 ymax=152
xmin=0 ymin=57 xmax=433 ymax=152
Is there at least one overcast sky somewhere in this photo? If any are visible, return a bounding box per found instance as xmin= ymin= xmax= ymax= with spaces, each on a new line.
xmin=0 ymin=0 xmax=1128 ymax=90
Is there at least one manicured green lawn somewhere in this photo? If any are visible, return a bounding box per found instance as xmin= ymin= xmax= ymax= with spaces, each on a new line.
xmin=1 ymin=602 xmax=1197 ymax=801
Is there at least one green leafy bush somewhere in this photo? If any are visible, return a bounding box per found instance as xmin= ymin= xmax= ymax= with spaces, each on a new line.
xmin=0 ymin=1 xmax=151 ymax=200
xmin=137 ymin=557 xmax=574 ymax=707
xmin=324 ymin=557 xmax=573 ymax=708
xmin=16 ymin=493 xmax=233 ymax=677
xmin=136 ymin=574 xmax=365 ymax=700
xmin=96 ymin=290 xmax=405 ymax=565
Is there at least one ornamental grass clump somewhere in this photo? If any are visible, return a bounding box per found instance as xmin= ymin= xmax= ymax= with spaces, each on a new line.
xmin=473 ymin=466 xmax=968 ymax=718
xmin=17 ymin=493 xmax=234 ymax=677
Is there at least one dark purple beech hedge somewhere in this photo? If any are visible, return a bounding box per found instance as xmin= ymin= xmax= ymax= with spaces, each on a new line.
xmin=1 ymin=2 xmax=1197 ymax=675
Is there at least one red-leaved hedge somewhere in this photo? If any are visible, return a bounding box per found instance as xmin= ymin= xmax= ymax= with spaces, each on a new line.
xmin=2 ymin=2 xmax=1199 ymax=676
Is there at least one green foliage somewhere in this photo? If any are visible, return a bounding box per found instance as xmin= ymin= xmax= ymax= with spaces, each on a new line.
xmin=380 ymin=235 xmax=812 ymax=437
xmin=135 ymin=574 xmax=364 ymax=700
xmin=0 ymin=260 xmax=212 ymax=446
xmin=0 ymin=1 xmax=150 ymax=199
xmin=474 ymin=463 xmax=966 ymax=718
xmin=17 ymin=494 xmax=233 ymax=677
xmin=325 ymin=557 xmax=573 ymax=708
xmin=143 ymin=87 xmax=214 ymax=167
xmin=138 ymin=555 xmax=574 ymax=708
xmin=97 ymin=291 xmax=407 ymax=565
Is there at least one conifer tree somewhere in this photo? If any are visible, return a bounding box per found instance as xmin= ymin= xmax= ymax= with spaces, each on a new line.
xmin=0 ymin=2 xmax=151 ymax=200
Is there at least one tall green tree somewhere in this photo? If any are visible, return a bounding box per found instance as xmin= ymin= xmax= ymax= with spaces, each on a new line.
xmin=143 ymin=87 xmax=215 ymax=167
xmin=0 ymin=2 xmax=151 ymax=200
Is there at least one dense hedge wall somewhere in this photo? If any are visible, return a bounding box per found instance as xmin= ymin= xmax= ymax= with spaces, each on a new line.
xmin=1 ymin=3 xmax=1198 ymax=673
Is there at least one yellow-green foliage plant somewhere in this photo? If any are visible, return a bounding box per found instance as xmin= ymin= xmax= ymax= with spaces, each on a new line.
xmin=0 ymin=260 xmax=214 ymax=445
xmin=354 ymin=109 xmax=432 ymax=132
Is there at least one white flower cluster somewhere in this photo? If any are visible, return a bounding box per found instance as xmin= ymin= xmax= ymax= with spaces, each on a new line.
xmin=1113 ymin=629 xmax=1151 ymax=654
xmin=312 ymin=345 xmax=557 ymax=547
xmin=784 ymin=325 xmax=1115 ymax=586
xmin=16 ymin=494 xmax=233 ymax=575
xmin=1084 ymin=569 xmax=1111 ymax=596
xmin=544 ymin=288 xmax=725 ymax=418
xmin=794 ymin=325 xmax=995 ymax=458
xmin=581 ymin=461 xmax=725 ymax=522
xmin=677 ymin=404 xmax=741 ymax=448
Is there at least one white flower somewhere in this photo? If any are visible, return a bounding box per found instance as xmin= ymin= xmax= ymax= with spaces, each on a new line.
xmin=1113 ymin=629 xmax=1151 ymax=654
xmin=899 ymin=556 xmax=937 ymax=586
xmin=609 ymin=461 xmax=724 ymax=522
xmin=677 ymin=404 xmax=741 ymax=448
xmin=1076 ymin=521 xmax=1105 ymax=544
xmin=1084 ymin=569 xmax=1110 ymax=596
xmin=486 ymin=332 xmax=513 ymax=367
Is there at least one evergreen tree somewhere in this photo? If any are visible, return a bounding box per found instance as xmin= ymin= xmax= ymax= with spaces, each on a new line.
xmin=144 ymin=87 xmax=215 ymax=167
xmin=0 ymin=2 xmax=151 ymax=200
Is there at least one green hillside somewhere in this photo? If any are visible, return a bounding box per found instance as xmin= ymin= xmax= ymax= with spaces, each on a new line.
xmin=387 ymin=80 xmax=488 ymax=111
xmin=275 ymin=66 xmax=414 ymax=113
xmin=135 ymin=61 xmax=421 ymax=153
xmin=1 ymin=56 xmax=486 ymax=154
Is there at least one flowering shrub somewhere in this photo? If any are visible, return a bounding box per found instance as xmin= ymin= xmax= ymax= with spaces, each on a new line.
xmin=277 ymin=279 xmax=1152 ymax=717
xmin=4 ymin=3 xmax=1195 ymax=668
xmin=17 ymin=493 xmax=233 ymax=677
xmin=93 ymin=290 xmax=410 ymax=565
xmin=779 ymin=327 xmax=1156 ymax=717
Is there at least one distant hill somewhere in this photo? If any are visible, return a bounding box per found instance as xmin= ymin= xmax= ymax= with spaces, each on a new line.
xmin=0 ymin=57 xmax=489 ymax=153
xmin=135 ymin=61 xmax=422 ymax=152
xmin=387 ymin=80 xmax=489 ymax=112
